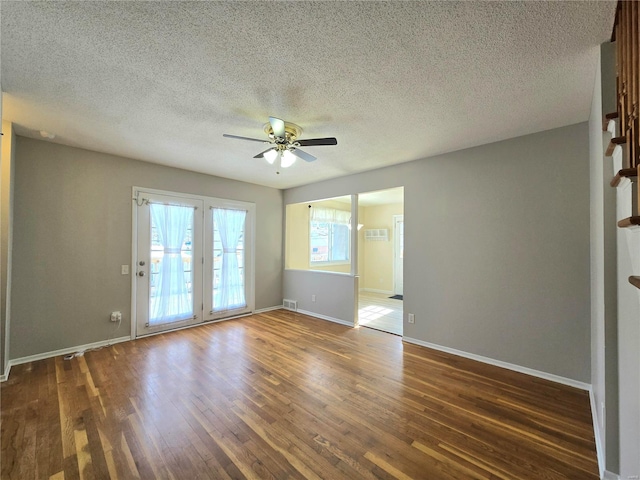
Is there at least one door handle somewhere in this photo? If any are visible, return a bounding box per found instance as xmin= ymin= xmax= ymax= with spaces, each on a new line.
xmin=138 ymin=271 xmax=145 ymax=277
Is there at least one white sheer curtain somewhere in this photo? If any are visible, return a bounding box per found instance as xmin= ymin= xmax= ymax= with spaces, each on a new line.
xmin=149 ymin=203 xmax=194 ymax=325
xmin=310 ymin=207 xmax=350 ymax=224
xmin=310 ymin=207 xmax=351 ymax=262
xmin=213 ymin=208 xmax=247 ymax=312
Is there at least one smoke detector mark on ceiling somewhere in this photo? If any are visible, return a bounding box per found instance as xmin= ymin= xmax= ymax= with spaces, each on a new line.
xmin=39 ymin=130 xmax=55 ymax=139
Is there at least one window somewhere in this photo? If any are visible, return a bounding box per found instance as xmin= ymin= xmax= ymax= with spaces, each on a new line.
xmin=310 ymin=207 xmax=350 ymax=264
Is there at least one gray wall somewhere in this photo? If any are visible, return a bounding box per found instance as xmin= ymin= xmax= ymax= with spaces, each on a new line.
xmin=589 ymin=50 xmax=605 ymax=445
xmin=283 ymin=270 xmax=357 ymax=325
xmin=10 ymin=137 xmax=283 ymax=359
xmin=1 ymin=121 xmax=15 ymax=378
xmin=590 ymin=40 xmax=619 ymax=475
xmin=286 ymin=123 xmax=591 ymax=382
xmin=600 ymin=38 xmax=640 ymax=479
xmin=616 ymin=220 xmax=640 ymax=477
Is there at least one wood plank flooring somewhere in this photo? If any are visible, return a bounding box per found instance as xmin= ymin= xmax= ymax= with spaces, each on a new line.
xmin=358 ymin=292 xmax=403 ymax=336
xmin=1 ymin=310 xmax=599 ymax=479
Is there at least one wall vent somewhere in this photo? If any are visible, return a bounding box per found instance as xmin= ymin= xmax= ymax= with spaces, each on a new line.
xmin=283 ymin=299 xmax=298 ymax=311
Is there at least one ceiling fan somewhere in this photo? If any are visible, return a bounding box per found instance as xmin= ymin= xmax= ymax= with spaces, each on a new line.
xmin=223 ymin=117 xmax=337 ymax=169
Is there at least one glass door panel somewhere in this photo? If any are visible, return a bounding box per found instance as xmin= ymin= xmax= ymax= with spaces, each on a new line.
xmin=212 ymin=207 xmax=247 ymax=312
xmin=149 ymin=203 xmax=194 ymax=325
xmin=204 ymin=201 xmax=254 ymax=321
xmin=136 ymin=192 xmax=203 ymax=336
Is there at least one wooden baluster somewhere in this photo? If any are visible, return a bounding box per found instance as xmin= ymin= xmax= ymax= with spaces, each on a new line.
xmin=624 ymin=17 xmax=628 ymax=166
xmin=624 ymin=1 xmax=632 ymax=168
xmin=617 ymin=5 xmax=621 ymax=136
xmin=619 ymin=4 xmax=629 ymax=167
xmin=626 ymin=2 xmax=638 ymax=167
xmin=629 ymin=0 xmax=636 ymax=169
xmin=628 ymin=1 xmax=635 ymax=167
xmin=617 ymin=4 xmax=624 ymax=141
xmin=634 ymin=0 xmax=640 ymax=168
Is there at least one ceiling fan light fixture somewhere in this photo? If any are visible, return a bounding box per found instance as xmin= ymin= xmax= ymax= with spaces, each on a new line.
xmin=281 ymin=150 xmax=297 ymax=168
xmin=263 ymin=149 xmax=279 ymax=164
xmin=224 ymin=116 xmax=337 ymax=170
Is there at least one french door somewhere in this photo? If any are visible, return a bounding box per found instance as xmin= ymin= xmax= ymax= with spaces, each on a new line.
xmin=133 ymin=188 xmax=254 ymax=337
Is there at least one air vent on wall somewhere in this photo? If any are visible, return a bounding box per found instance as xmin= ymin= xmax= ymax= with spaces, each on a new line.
xmin=283 ymin=299 xmax=298 ymax=311
xmin=364 ymin=229 xmax=389 ymax=241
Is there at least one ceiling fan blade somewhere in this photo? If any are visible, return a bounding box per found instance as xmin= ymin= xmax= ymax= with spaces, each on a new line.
xmin=223 ymin=134 xmax=267 ymax=143
xmin=296 ymin=137 xmax=338 ymax=146
xmin=253 ymin=147 xmax=276 ymax=159
xmin=269 ymin=117 xmax=286 ymax=138
xmin=290 ymin=148 xmax=316 ymax=162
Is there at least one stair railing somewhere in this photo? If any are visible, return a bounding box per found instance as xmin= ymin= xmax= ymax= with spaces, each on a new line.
xmin=612 ymin=0 xmax=639 ymax=170
xmin=609 ymin=1 xmax=640 ymax=290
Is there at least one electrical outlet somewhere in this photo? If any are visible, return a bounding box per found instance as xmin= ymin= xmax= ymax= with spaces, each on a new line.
xmin=408 ymin=313 xmax=415 ymax=324
xmin=311 ymin=294 xmax=316 ymax=302
xmin=110 ymin=311 xmax=122 ymax=322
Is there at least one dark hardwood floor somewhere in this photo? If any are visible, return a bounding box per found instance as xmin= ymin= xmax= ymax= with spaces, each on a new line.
xmin=1 ymin=310 xmax=598 ymax=479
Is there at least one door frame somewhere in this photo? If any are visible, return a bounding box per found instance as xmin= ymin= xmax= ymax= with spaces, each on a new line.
xmin=393 ymin=214 xmax=404 ymax=296
xmin=131 ymin=186 xmax=256 ymax=339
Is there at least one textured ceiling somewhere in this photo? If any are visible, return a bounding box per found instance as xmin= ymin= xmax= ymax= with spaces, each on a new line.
xmin=1 ymin=1 xmax=616 ymax=189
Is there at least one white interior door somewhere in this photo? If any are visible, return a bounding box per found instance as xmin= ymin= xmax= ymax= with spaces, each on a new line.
xmin=393 ymin=215 xmax=404 ymax=295
xmin=135 ymin=192 xmax=203 ymax=336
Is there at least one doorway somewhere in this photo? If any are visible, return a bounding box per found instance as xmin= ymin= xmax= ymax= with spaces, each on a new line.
xmin=133 ymin=188 xmax=255 ymax=337
xmin=357 ymin=187 xmax=404 ymax=336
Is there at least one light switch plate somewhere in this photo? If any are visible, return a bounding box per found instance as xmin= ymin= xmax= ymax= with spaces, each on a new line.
xmin=121 ymin=265 xmax=129 ymax=275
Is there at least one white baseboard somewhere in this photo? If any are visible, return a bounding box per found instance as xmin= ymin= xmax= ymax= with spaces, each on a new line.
xmin=360 ymin=288 xmax=394 ymax=295
xmin=589 ymin=387 xmax=605 ymax=479
xmin=603 ymin=471 xmax=620 ymax=480
xmin=254 ymin=305 xmax=284 ymax=314
xmin=0 ymin=362 xmax=11 ymax=382
xmin=296 ymin=308 xmax=355 ymax=327
xmin=402 ymin=337 xmax=591 ymax=391
xmin=0 ymin=336 xmax=131 ymax=382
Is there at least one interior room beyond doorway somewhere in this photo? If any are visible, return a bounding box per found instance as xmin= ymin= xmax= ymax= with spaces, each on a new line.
xmin=357 ymin=187 xmax=404 ymax=336
xmin=358 ymin=291 xmax=403 ymax=335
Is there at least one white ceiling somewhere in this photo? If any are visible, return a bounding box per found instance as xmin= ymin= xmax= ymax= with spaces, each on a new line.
xmin=1 ymin=1 xmax=616 ymax=189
